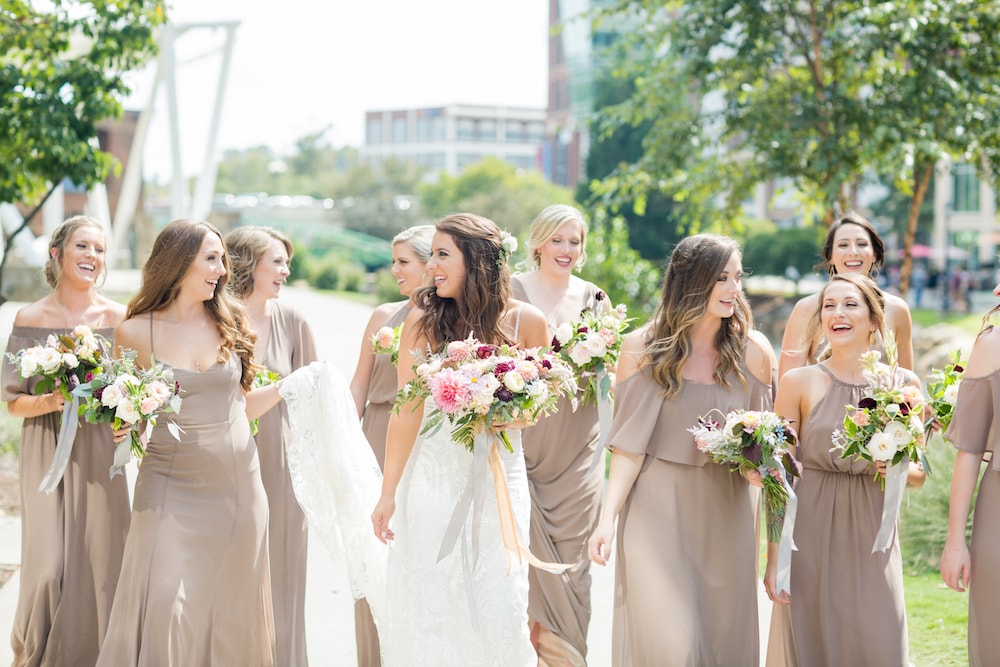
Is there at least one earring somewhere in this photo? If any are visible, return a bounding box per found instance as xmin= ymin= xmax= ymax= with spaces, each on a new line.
xmin=868 ymin=331 xmax=877 ymax=347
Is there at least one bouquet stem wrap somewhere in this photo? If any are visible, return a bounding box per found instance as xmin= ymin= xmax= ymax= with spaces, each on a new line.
xmin=774 ymin=470 xmax=798 ymax=595
xmin=438 ymin=431 xmax=570 ymax=631
xmin=37 ymin=395 xmax=81 ymax=494
xmin=587 ymin=368 xmax=613 ymax=476
xmin=873 ymin=456 xmax=908 ymax=553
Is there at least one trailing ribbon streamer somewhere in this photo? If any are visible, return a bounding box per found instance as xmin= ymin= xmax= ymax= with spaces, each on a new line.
xmin=437 ymin=431 xmax=571 ymax=630
xmin=872 ymin=456 xmax=908 ymax=553
xmin=586 ymin=368 xmax=613 ymax=476
xmin=774 ymin=470 xmax=798 ymax=596
xmin=37 ymin=395 xmax=81 ymax=494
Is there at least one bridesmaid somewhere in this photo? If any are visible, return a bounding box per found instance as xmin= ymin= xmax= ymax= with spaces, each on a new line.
xmin=96 ymin=219 xmax=285 ymax=666
xmin=4 ymin=216 xmax=129 ymax=666
xmin=511 ymin=204 xmax=606 ymax=665
xmin=764 ymin=273 xmax=924 ymax=666
xmin=348 ymin=224 xmax=432 ymax=667
xmin=225 ymin=226 xmax=318 ymax=667
xmin=587 ymin=234 xmax=776 ymax=666
xmin=940 ymin=274 xmax=1000 ymax=666
xmin=780 ymin=212 xmax=913 ymax=378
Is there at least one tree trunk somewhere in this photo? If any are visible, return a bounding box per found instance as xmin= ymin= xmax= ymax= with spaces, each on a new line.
xmin=898 ymin=161 xmax=934 ymax=299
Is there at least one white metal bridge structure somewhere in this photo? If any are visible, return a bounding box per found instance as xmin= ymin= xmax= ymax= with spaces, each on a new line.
xmin=1 ymin=20 xmax=240 ymax=270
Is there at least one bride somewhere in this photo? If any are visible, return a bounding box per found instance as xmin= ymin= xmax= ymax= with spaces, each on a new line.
xmin=284 ymin=213 xmax=551 ymax=666
xmin=372 ymin=213 xmax=550 ymax=665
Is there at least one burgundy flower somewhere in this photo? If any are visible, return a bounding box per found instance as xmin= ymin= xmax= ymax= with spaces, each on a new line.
xmin=899 ymin=402 xmax=910 ymax=416
xmin=476 ymin=345 xmax=496 ymax=359
xmin=954 ymin=364 xmax=965 ymax=373
xmin=541 ymin=359 xmax=552 ymax=369
xmin=577 ymin=326 xmax=589 ymax=334
xmin=94 ymin=386 xmax=105 ymax=401
xmin=550 ymin=336 xmax=561 ymax=353
xmin=495 ymin=387 xmax=515 ymax=402
xmin=858 ymin=397 xmax=877 ymax=410
xmin=85 ymin=371 xmax=94 ymax=382
xmin=594 ymin=290 xmax=607 ymax=301
xmin=494 ymin=361 xmax=515 ymax=375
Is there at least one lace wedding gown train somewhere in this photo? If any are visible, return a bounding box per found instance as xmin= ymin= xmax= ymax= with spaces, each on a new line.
xmin=281 ymin=362 xmax=535 ymax=667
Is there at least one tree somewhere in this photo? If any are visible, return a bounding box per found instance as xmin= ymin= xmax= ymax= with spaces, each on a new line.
xmin=0 ymin=0 xmax=165 ymax=295
xmin=0 ymin=0 xmax=165 ymax=204
xmin=593 ymin=0 xmax=1000 ymax=283
xmin=420 ymin=158 xmax=575 ymax=238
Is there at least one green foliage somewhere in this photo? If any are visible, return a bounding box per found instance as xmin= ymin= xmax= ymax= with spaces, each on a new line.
xmin=420 ymin=157 xmax=575 ymax=237
xmin=578 ymin=211 xmax=661 ymax=325
xmin=0 ymin=409 xmax=20 ymax=456
xmin=0 ymin=0 xmax=166 ymax=205
xmin=287 ymin=239 xmax=311 ymax=284
xmin=742 ymin=226 xmax=824 ymax=278
xmin=374 ymin=267 xmax=403 ymax=305
xmin=593 ymin=0 xmax=1000 ymax=229
xmin=903 ymin=570 xmax=968 ymax=665
xmin=307 ymin=254 xmax=367 ymax=293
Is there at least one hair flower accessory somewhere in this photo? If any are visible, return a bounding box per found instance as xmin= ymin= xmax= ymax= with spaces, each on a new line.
xmin=497 ymin=232 xmax=518 ymax=268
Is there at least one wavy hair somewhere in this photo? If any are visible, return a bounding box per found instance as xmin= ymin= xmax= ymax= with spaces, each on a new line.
xmin=646 ymin=234 xmax=751 ymax=398
xmin=224 ymin=226 xmax=294 ymax=299
xmin=818 ymin=211 xmax=885 ymax=277
xmin=414 ymin=213 xmax=513 ymax=349
xmin=45 ymin=215 xmax=108 ymax=289
xmin=126 ymin=219 xmax=257 ymax=390
xmin=524 ymin=204 xmax=588 ymax=270
xmin=806 ymin=273 xmax=887 ymax=361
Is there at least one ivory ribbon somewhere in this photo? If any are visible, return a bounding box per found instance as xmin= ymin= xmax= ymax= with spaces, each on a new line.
xmin=37 ymin=395 xmax=81 ymax=494
xmin=773 ymin=469 xmax=799 ymax=596
xmin=586 ymin=368 xmax=613 ymax=476
xmin=437 ymin=431 xmax=571 ymax=630
xmin=872 ymin=456 xmax=908 ymax=553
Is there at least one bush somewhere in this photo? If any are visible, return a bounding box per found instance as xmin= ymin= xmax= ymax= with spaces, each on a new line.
xmin=375 ymin=268 xmax=405 ymax=304
xmin=305 ymin=254 xmax=368 ymax=293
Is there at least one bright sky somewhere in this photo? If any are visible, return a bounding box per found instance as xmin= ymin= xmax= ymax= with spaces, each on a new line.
xmin=126 ymin=0 xmax=550 ymax=181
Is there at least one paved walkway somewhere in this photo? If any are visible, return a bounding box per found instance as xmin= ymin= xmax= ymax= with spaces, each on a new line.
xmin=0 ymin=281 xmax=771 ymax=665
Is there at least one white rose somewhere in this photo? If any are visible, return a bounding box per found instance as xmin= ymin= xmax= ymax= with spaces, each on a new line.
xmin=943 ymin=383 xmax=960 ymax=406
xmin=584 ymin=332 xmax=608 ymax=358
xmin=474 ymin=373 xmax=500 ymax=396
xmin=147 ymin=381 xmax=172 ymax=403
xmin=100 ymin=384 xmax=123 ymax=408
xmin=883 ymin=420 xmax=911 ymax=448
xmin=71 ymin=324 xmax=93 ymax=339
xmin=37 ymin=347 xmax=64 ymax=374
xmin=884 ymin=403 xmax=900 ymax=416
xmin=115 ymin=400 xmax=142 ymax=424
xmin=554 ymin=323 xmax=574 ymax=347
xmin=568 ymin=343 xmax=593 ymax=366
xmin=866 ymin=431 xmax=896 ymax=462
xmin=62 ymin=353 xmax=79 ymax=369
xmin=19 ymin=349 xmax=41 ymax=377
xmin=503 ymin=370 xmax=526 ymax=392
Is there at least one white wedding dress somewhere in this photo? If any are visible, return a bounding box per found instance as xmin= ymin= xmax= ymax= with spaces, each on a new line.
xmin=281 ymin=362 xmax=535 ymax=667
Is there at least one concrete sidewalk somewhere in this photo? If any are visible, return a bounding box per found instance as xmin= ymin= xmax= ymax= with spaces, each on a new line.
xmin=0 ymin=285 xmax=769 ymax=665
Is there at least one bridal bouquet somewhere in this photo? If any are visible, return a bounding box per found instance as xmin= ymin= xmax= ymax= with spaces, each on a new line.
xmin=689 ymin=409 xmax=800 ymax=542
xmin=6 ymin=325 xmax=107 ymax=399
xmin=831 ymin=335 xmax=927 ymax=482
xmin=75 ymin=347 xmax=183 ymax=460
xmin=371 ymin=323 xmax=402 ymax=366
xmin=924 ymin=348 xmax=965 ymax=436
xmin=551 ymin=296 xmax=631 ymax=406
xmin=395 ymin=336 xmax=578 ymax=452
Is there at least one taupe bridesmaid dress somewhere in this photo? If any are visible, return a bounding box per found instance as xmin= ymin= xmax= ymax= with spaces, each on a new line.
xmin=766 ymin=364 xmax=908 ymax=666
xmin=944 ymin=367 xmax=1000 ymax=667
xmin=355 ymin=301 xmax=409 ymax=666
xmin=255 ymin=300 xmax=317 ymax=666
xmin=4 ymin=326 xmax=130 ymax=667
xmin=606 ymin=364 xmax=769 ymax=667
xmin=512 ymin=277 xmax=603 ymax=665
xmin=96 ymin=336 xmax=274 ymax=666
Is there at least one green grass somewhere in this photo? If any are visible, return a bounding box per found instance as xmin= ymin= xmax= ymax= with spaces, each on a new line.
xmin=0 ymin=410 xmax=19 ymax=456
xmin=905 ymin=570 xmax=968 ymax=666
xmin=313 ymin=289 xmax=378 ymax=306
xmin=910 ymin=308 xmax=985 ymax=335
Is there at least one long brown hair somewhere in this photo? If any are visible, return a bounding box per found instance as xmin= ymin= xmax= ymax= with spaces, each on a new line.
xmin=414 ymin=213 xmax=513 ymax=349
xmin=819 ymin=211 xmax=886 ymax=277
xmin=806 ymin=273 xmax=887 ymax=361
xmin=646 ymin=234 xmax=751 ymax=398
xmin=127 ymin=219 xmax=257 ymax=390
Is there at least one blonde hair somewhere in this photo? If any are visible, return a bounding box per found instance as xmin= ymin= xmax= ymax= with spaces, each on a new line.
xmin=45 ymin=216 xmax=107 ymax=289
xmin=525 ymin=204 xmax=588 ymax=270
xmin=807 ymin=273 xmax=887 ymax=361
xmin=127 ymin=219 xmax=257 ymax=390
xmin=224 ymin=226 xmax=294 ymax=299
xmin=646 ymin=234 xmax=751 ymax=398
xmin=392 ymin=225 xmax=435 ymax=263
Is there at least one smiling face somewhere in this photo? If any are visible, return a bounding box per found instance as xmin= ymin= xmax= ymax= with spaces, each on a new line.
xmin=703 ymin=251 xmax=743 ymax=320
xmin=55 ymin=224 xmax=106 ymax=287
xmin=179 ymin=232 xmax=227 ymax=302
xmin=426 ymin=231 xmax=466 ymax=301
xmin=820 ymin=280 xmax=875 ymax=345
xmin=251 ymin=237 xmax=290 ymax=300
xmin=830 ymin=222 xmax=876 ymax=276
xmin=391 ymin=240 xmax=428 ymax=297
xmin=536 ymin=219 xmax=583 ymax=276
